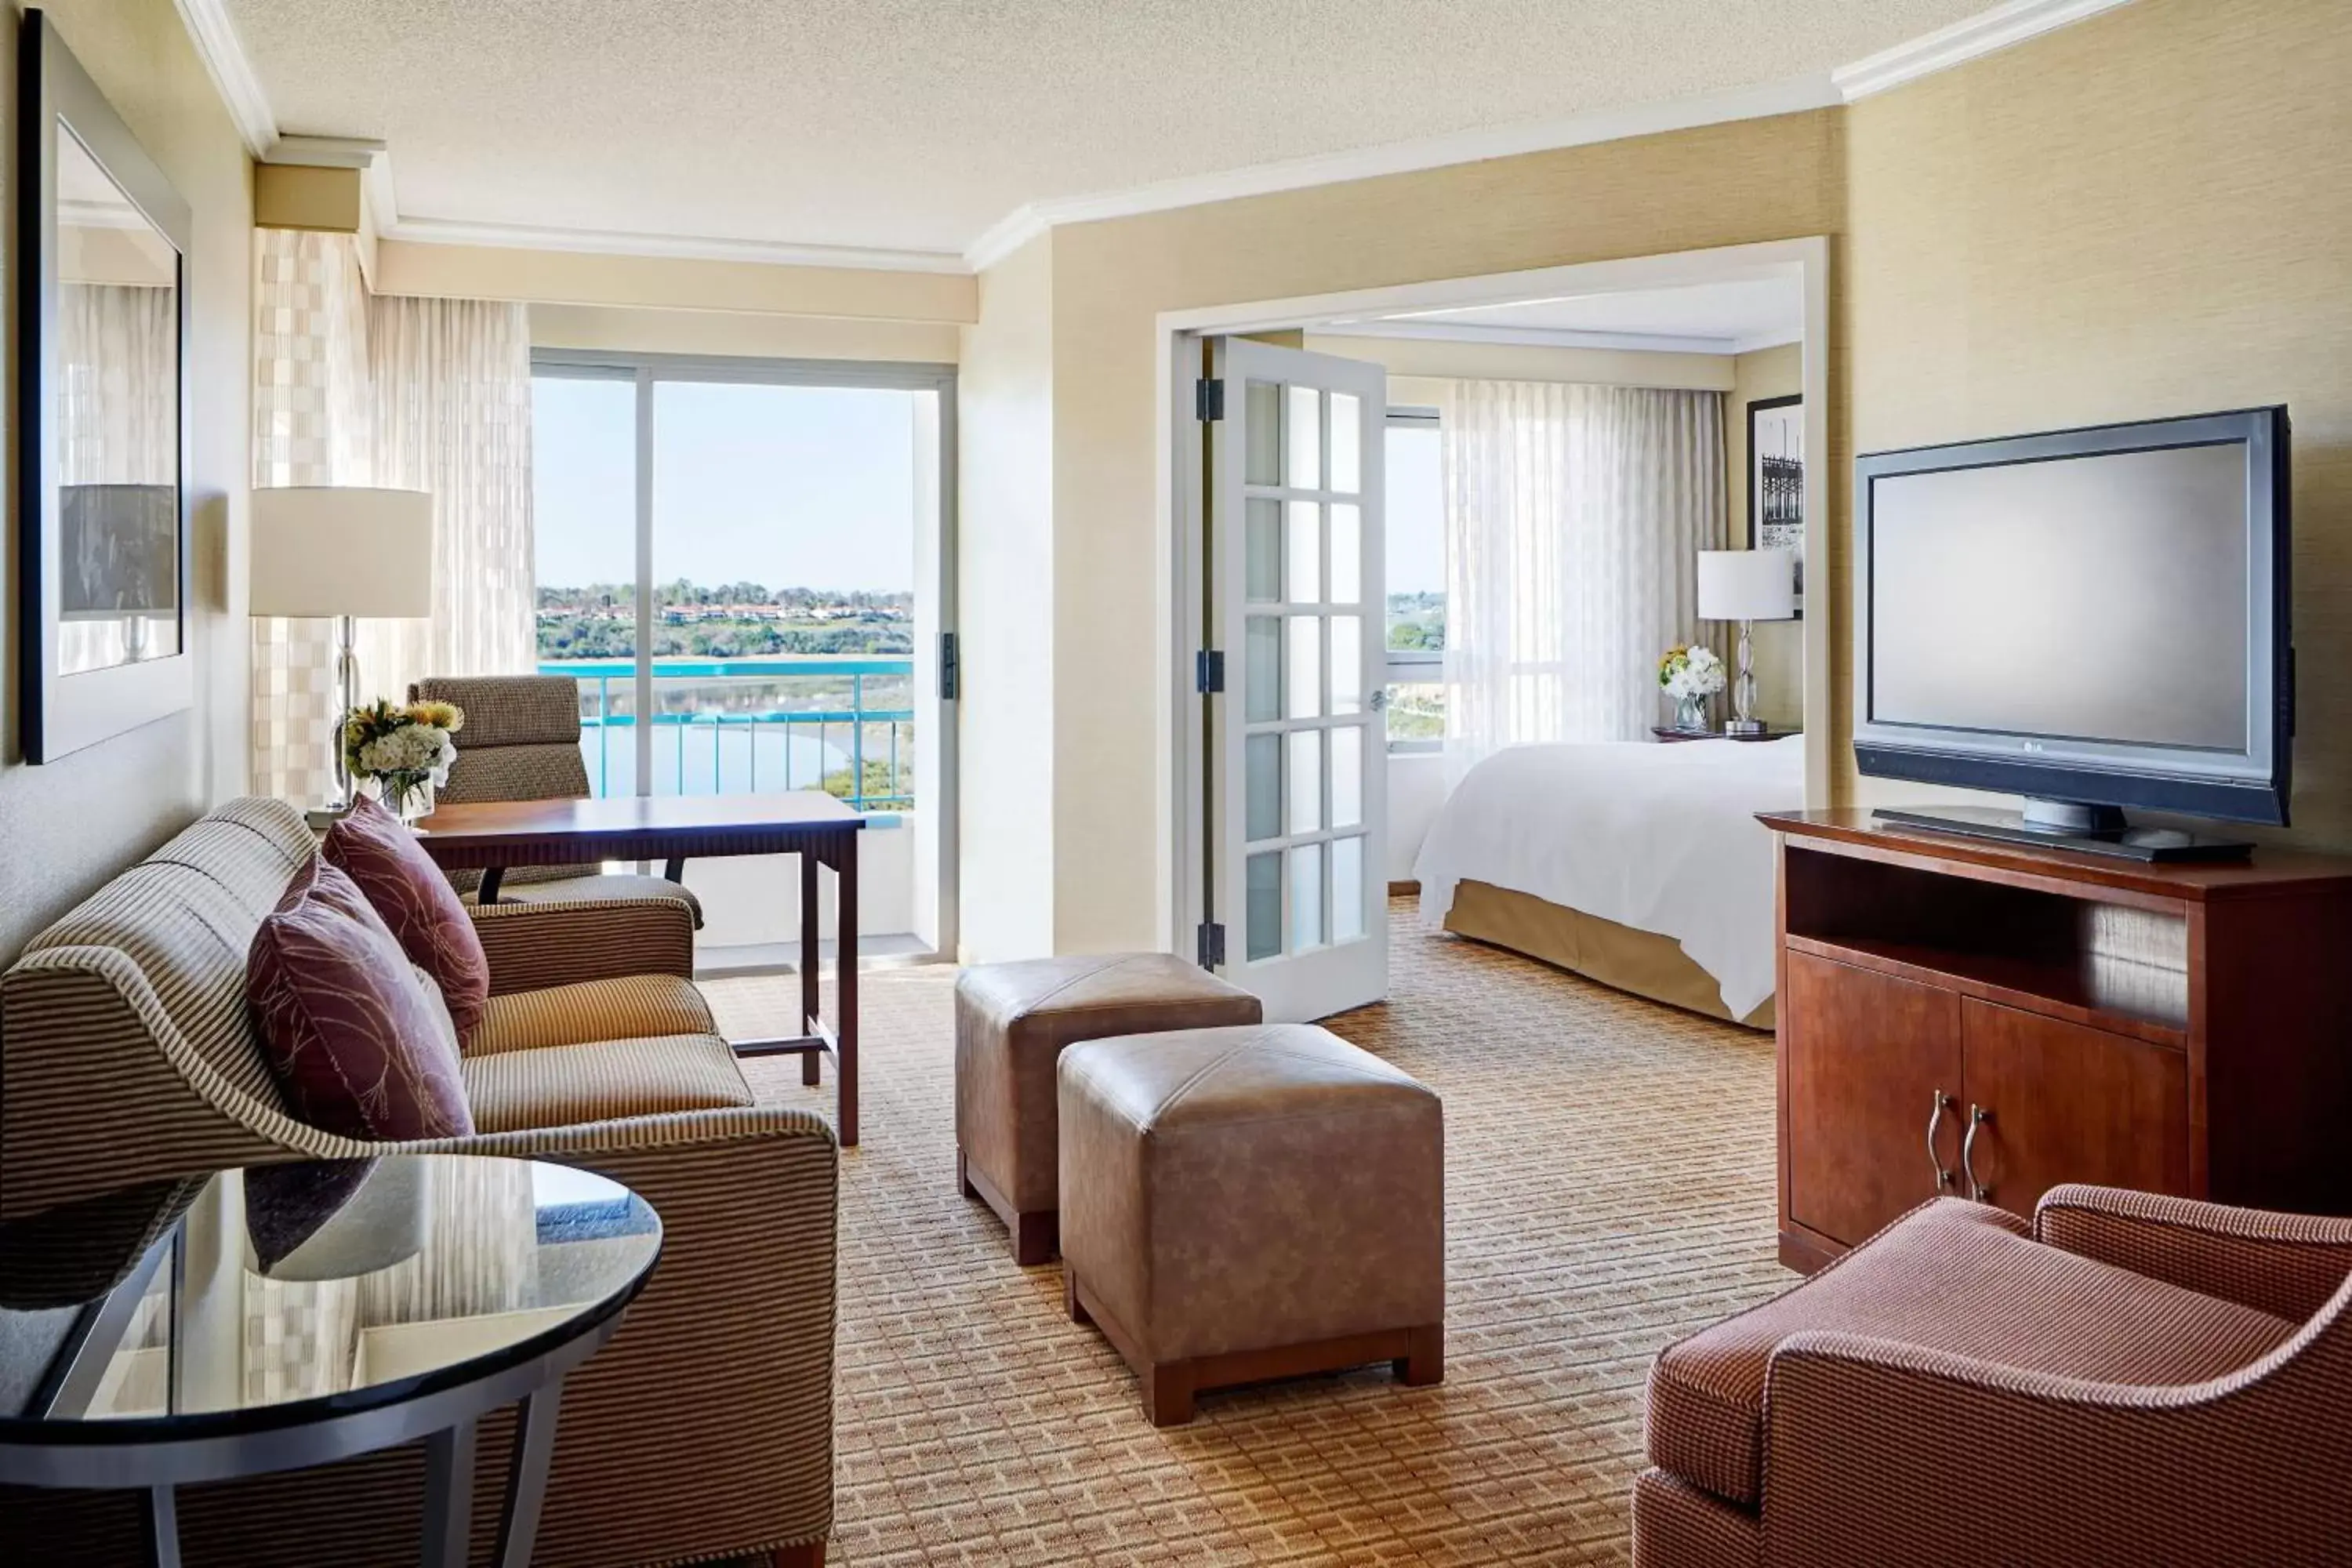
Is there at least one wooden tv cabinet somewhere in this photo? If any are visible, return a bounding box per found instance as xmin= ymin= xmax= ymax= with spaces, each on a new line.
xmin=1763 ymin=810 xmax=2352 ymax=1274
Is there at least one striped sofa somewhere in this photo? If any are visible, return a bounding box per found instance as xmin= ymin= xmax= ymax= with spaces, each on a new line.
xmin=0 ymin=797 xmax=836 ymax=1568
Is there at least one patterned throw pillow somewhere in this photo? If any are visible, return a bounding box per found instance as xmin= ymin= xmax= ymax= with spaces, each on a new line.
xmin=248 ymin=858 xmax=474 ymax=1141
xmin=323 ymin=795 xmax=491 ymax=1041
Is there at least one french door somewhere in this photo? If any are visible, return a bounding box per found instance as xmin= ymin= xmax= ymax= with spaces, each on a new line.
xmin=1203 ymin=338 xmax=1388 ymax=1022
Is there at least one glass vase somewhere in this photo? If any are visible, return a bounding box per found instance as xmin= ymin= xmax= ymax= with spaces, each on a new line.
xmin=1675 ymin=695 xmax=1708 ymax=732
xmin=373 ymin=774 xmax=434 ymax=824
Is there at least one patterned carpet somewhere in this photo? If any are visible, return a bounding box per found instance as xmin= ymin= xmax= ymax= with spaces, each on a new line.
xmin=701 ymin=899 xmax=1785 ymax=1566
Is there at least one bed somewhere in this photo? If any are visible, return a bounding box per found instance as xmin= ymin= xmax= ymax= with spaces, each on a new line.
xmin=1413 ymin=737 xmax=1803 ymax=1029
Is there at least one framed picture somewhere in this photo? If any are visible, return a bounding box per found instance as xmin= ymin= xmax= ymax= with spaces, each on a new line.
xmin=1747 ymin=394 xmax=1804 ymax=616
xmin=18 ymin=12 xmax=193 ymax=761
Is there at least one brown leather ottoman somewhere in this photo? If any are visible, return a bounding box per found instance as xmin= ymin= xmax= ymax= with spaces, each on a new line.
xmin=954 ymin=953 xmax=1261 ymax=1264
xmin=1058 ymin=1023 xmax=1446 ymax=1425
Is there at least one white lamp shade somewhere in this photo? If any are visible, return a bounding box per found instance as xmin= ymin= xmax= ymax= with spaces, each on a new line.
xmin=249 ymin=487 xmax=434 ymax=618
xmin=1697 ymin=549 xmax=1796 ymax=622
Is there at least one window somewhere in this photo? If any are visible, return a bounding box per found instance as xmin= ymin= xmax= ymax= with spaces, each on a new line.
xmin=532 ymin=360 xmax=936 ymax=810
xmin=1385 ymin=408 xmax=1445 ymax=751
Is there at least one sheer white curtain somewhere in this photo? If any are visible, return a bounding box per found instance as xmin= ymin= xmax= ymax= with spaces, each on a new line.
xmin=251 ymin=230 xmax=372 ymax=804
xmin=363 ymin=295 xmax=536 ymax=692
xmin=1441 ymin=380 xmax=1725 ymax=779
xmin=249 ymin=233 xmax=535 ymax=800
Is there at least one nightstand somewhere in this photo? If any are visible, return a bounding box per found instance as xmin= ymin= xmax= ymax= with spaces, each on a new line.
xmin=1652 ymin=726 xmax=1802 ymax=743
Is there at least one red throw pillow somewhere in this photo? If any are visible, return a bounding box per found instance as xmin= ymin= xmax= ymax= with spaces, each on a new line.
xmin=323 ymin=795 xmax=491 ymax=1041
xmin=248 ymin=858 xmax=474 ymax=1141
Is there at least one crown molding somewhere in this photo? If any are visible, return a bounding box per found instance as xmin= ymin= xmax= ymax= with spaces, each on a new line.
xmin=1727 ymin=328 xmax=1805 ymax=355
xmin=1833 ymin=0 xmax=2137 ymax=100
xmin=173 ymin=0 xmax=277 ymax=156
xmin=261 ymin=135 xmax=387 ymax=169
xmin=964 ymin=71 xmax=1842 ymax=272
xmin=378 ymin=216 xmax=971 ymax=275
xmin=1314 ymin=319 xmax=1750 ymax=357
xmin=1319 ymin=318 xmax=1805 ymax=357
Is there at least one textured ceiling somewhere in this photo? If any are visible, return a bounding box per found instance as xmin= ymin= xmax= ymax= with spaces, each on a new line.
xmin=224 ymin=0 xmax=1993 ymax=258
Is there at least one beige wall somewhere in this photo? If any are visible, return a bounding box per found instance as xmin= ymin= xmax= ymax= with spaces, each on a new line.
xmin=0 ymin=0 xmax=252 ymax=958
xmin=1019 ymin=108 xmax=1845 ymax=952
xmin=1304 ymin=332 xmax=1735 ymax=391
xmin=1722 ymin=340 xmax=1804 ymax=728
xmin=528 ymin=303 xmax=958 ymax=364
xmin=954 ymin=234 xmax=1058 ymax=959
xmin=253 ymin=162 xmax=361 ymax=233
xmin=1842 ymin=0 xmax=2352 ymax=844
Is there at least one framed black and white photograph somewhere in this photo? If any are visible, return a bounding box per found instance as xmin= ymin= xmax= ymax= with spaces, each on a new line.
xmin=1748 ymin=394 xmax=1804 ymax=615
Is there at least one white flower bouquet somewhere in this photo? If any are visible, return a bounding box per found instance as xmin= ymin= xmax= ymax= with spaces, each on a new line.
xmin=1657 ymin=644 xmax=1726 ymax=730
xmin=342 ymin=698 xmax=463 ymax=819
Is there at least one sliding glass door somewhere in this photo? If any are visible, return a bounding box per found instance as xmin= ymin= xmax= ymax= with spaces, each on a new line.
xmin=532 ymin=352 xmax=956 ymax=964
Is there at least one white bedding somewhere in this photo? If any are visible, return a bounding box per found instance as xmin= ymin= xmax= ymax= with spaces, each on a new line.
xmin=1414 ymin=738 xmax=1804 ymax=1018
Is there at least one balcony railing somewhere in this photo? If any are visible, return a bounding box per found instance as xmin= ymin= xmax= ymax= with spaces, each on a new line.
xmin=538 ymin=657 xmax=915 ymax=810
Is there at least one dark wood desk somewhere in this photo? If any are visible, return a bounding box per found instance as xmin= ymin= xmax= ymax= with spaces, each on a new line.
xmin=413 ymin=792 xmax=869 ymax=1145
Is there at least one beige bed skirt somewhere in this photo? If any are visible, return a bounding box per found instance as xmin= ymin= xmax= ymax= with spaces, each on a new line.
xmin=1441 ymin=879 xmax=1774 ymax=1031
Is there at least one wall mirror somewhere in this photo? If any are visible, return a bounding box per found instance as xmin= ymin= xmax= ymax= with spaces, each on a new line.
xmin=18 ymin=10 xmax=192 ymax=761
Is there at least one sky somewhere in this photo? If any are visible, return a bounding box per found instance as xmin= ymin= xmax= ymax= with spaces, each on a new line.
xmin=532 ymin=373 xmax=1444 ymax=601
xmin=532 ymin=376 xmax=920 ymax=592
xmin=1385 ymin=423 xmax=1445 ymax=596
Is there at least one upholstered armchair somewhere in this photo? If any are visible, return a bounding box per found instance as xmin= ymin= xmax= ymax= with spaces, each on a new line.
xmin=410 ymin=673 xmax=703 ymax=925
xmin=1635 ymin=1187 xmax=2352 ymax=1567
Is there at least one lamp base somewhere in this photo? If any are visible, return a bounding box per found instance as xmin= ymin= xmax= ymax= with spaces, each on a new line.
xmin=1724 ymin=718 xmax=1768 ymax=736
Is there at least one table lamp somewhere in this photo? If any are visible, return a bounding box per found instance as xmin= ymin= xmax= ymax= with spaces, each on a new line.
xmin=249 ymin=487 xmax=434 ymax=809
xmin=1697 ymin=548 xmax=1796 ymax=735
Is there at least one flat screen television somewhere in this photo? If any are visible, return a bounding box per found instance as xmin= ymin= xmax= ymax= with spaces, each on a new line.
xmin=1853 ymin=407 xmax=2291 ymax=861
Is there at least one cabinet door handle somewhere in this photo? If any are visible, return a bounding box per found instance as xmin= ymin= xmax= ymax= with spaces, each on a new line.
xmin=1963 ymin=1104 xmax=1994 ymax=1203
xmin=1926 ymin=1090 xmax=1957 ymax=1191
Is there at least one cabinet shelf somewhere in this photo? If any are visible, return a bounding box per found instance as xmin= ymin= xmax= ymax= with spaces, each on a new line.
xmin=1782 ymin=933 xmax=2187 ymax=1047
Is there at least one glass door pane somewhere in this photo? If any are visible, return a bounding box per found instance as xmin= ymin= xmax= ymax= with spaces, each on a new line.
xmin=651 ymin=380 xmax=919 ymax=804
xmin=532 ymin=374 xmax=639 ymax=797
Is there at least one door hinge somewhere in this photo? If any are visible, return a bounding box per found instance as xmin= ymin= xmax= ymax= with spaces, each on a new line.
xmin=939 ymin=631 xmax=960 ymax=700
xmin=1196 ymin=377 xmax=1225 ymax=423
xmin=1195 ymin=649 xmax=1225 ymax=694
xmin=1196 ymin=920 xmax=1226 ymax=969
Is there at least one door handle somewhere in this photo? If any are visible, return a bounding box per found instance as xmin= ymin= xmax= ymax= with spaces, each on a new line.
xmin=1963 ymin=1105 xmax=1994 ymax=1203
xmin=1926 ymin=1090 xmax=1957 ymax=1191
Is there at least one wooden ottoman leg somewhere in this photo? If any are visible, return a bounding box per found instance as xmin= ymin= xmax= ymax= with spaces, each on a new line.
xmin=1065 ymin=1269 xmax=1091 ymax=1324
xmin=1397 ymin=1324 xmax=1445 ymax=1387
xmin=1145 ymin=1362 xmax=1196 ymax=1428
xmin=957 ymin=1148 xmax=980 ymax=1201
xmin=1011 ymin=1210 xmax=1058 ymax=1268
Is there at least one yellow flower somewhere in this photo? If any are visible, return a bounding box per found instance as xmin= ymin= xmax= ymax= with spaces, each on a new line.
xmin=406 ymin=699 xmax=465 ymax=733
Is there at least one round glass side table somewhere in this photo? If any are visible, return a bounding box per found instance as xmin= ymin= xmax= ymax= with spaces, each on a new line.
xmin=0 ymin=1153 xmax=661 ymax=1568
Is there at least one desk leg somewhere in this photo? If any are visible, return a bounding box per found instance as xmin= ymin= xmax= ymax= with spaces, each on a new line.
xmin=423 ymin=1417 xmax=479 ymax=1568
xmin=799 ymin=850 xmax=822 ymax=1087
xmin=495 ymin=1381 xmax=565 ymax=1568
xmin=836 ymin=836 xmax=858 ymax=1149
xmin=145 ymin=1485 xmax=180 ymax=1568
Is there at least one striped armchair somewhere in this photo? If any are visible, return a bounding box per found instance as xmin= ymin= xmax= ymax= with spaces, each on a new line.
xmin=411 ymin=674 xmax=703 ymax=926
xmin=0 ymin=797 xmax=835 ymax=1567
xmin=1635 ymin=1189 xmax=2352 ymax=1567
